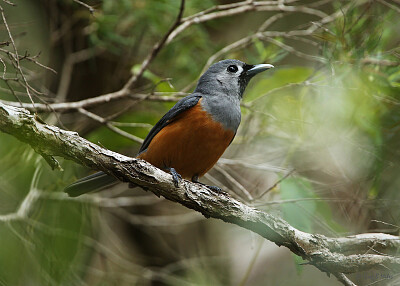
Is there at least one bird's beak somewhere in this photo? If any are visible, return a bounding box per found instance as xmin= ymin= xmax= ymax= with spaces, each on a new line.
xmin=246 ymin=64 xmax=274 ymax=77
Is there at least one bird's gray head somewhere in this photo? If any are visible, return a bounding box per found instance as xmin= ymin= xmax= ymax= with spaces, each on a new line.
xmin=194 ymin=59 xmax=274 ymax=99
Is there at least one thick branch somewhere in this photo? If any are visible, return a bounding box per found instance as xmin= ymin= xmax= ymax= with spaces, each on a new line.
xmin=0 ymin=101 xmax=399 ymax=277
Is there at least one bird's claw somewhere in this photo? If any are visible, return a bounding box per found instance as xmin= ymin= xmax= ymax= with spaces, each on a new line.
xmin=169 ymin=167 xmax=182 ymax=188
xmin=206 ymin=185 xmax=222 ymax=192
xmin=191 ymin=175 xmax=223 ymax=193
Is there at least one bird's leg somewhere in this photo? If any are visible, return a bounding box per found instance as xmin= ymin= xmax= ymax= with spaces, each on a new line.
xmin=191 ymin=175 xmax=222 ymax=192
xmin=167 ymin=167 xmax=182 ymax=187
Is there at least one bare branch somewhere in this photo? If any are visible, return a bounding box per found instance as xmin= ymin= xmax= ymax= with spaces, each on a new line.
xmin=110 ymin=122 xmax=152 ymax=129
xmin=72 ymin=0 xmax=95 ymax=14
xmin=166 ymin=1 xmax=329 ymax=44
xmin=0 ymin=48 xmax=57 ymax=74
xmin=0 ymin=5 xmax=36 ymax=107
xmin=1 ymin=101 xmax=399 ymax=280
xmin=1 ymin=0 xmax=15 ymax=7
xmin=334 ymin=273 xmax=356 ymax=286
xmin=376 ymin=0 xmax=400 ymax=13
xmin=263 ymin=37 xmax=327 ymax=63
xmin=56 ymin=48 xmax=103 ymax=103
xmin=0 ymin=168 xmax=41 ymax=222
xmin=0 ymin=92 xmax=184 ymax=112
xmin=123 ymin=0 xmax=185 ymax=91
xmin=360 ymin=58 xmax=400 ymax=66
xmin=78 ymin=107 xmax=144 ymax=144
xmin=213 ymin=164 xmax=254 ymax=201
xmin=255 ymin=169 xmax=294 ymax=199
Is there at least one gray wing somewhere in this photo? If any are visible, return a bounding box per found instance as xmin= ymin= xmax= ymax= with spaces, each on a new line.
xmin=138 ymin=93 xmax=202 ymax=154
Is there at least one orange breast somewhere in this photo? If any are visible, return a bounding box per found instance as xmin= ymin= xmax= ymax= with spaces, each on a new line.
xmin=138 ymin=99 xmax=235 ymax=179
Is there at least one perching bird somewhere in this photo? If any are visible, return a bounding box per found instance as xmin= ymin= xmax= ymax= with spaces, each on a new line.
xmin=65 ymin=59 xmax=274 ymax=197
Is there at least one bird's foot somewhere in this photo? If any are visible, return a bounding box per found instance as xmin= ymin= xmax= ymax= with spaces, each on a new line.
xmin=205 ymin=185 xmax=222 ymax=192
xmin=168 ymin=167 xmax=182 ymax=188
xmin=192 ymin=175 xmax=223 ymax=192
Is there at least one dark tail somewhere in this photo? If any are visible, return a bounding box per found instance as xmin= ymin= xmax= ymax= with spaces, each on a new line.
xmin=64 ymin=171 xmax=118 ymax=197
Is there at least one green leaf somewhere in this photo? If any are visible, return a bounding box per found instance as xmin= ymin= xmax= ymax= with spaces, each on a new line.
xmin=280 ymin=178 xmax=316 ymax=232
xmin=388 ymin=69 xmax=400 ymax=88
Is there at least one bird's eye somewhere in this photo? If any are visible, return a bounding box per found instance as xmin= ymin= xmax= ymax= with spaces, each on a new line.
xmin=227 ymin=65 xmax=238 ymax=73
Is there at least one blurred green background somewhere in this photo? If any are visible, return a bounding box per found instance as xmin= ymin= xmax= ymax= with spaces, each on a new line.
xmin=0 ymin=0 xmax=399 ymax=285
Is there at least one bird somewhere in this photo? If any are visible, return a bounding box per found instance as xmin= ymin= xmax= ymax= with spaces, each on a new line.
xmin=65 ymin=59 xmax=274 ymax=197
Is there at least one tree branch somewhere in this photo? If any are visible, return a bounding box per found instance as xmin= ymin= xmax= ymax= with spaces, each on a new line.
xmin=0 ymin=92 xmax=185 ymax=112
xmin=122 ymin=0 xmax=185 ymax=91
xmin=72 ymin=0 xmax=95 ymax=14
xmin=77 ymin=107 xmax=144 ymax=144
xmin=1 ymin=101 xmax=399 ymax=282
xmin=166 ymin=1 xmax=329 ymax=44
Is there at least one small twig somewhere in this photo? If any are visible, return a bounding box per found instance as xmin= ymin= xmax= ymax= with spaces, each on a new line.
xmin=3 ymin=79 xmax=21 ymax=105
xmin=371 ymin=220 xmax=400 ymax=230
xmin=360 ymin=58 xmax=400 ymax=66
xmin=123 ymin=0 xmax=185 ymax=90
xmin=0 ymin=4 xmax=36 ymax=108
xmin=56 ymin=48 xmax=103 ymax=102
xmin=0 ymin=56 xmax=6 ymax=78
xmin=217 ymin=158 xmax=289 ymax=173
xmin=262 ymin=37 xmax=327 ymax=63
xmin=376 ymin=0 xmax=400 ymax=13
xmin=0 ymin=168 xmax=41 ymax=222
xmin=255 ymin=169 xmax=295 ymax=199
xmin=78 ymin=108 xmax=144 ymax=144
xmin=1 ymin=0 xmax=15 ymax=6
xmin=72 ymin=0 xmax=95 ymax=14
xmin=213 ymin=165 xmax=253 ymax=201
xmin=167 ymin=2 xmax=328 ymax=44
xmin=0 ymin=92 xmax=184 ymax=112
xmin=334 ymin=272 xmax=357 ymax=286
xmin=258 ymin=12 xmax=286 ymax=31
xmin=110 ymin=122 xmax=153 ymax=129
xmin=19 ymin=52 xmax=57 ymax=74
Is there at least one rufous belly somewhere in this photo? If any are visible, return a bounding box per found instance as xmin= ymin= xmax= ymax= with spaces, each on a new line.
xmin=138 ymin=100 xmax=235 ymax=179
